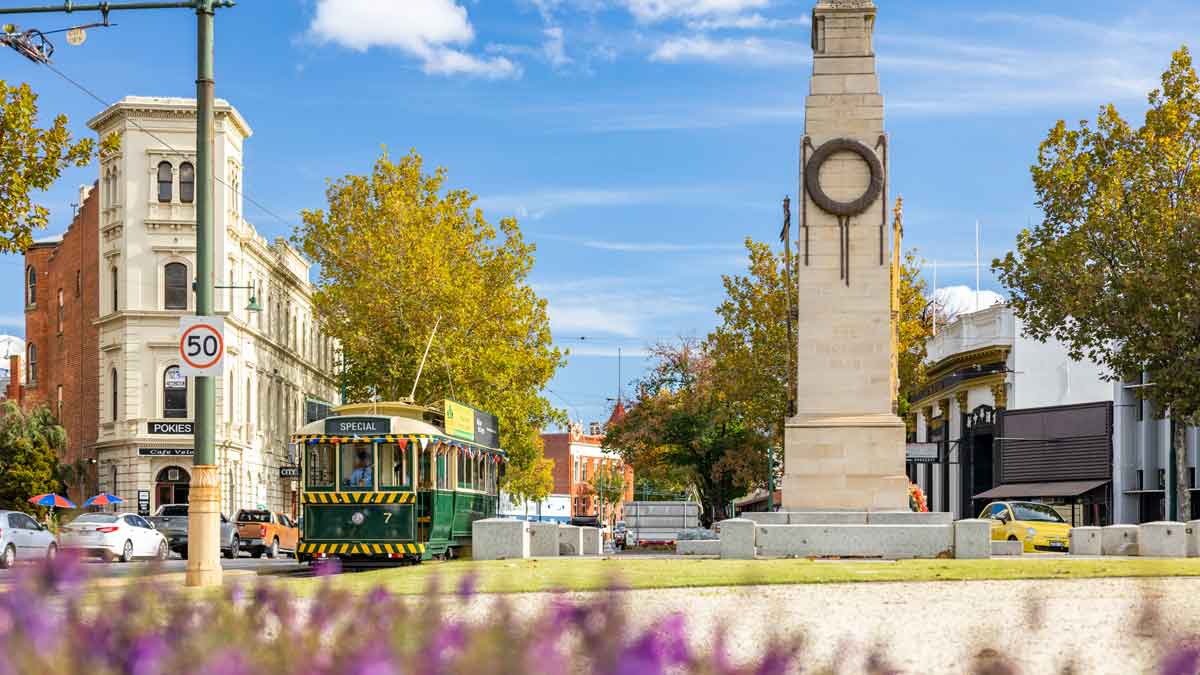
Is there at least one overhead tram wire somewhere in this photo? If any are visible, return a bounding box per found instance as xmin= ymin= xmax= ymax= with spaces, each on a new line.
xmin=39 ymin=60 xmax=300 ymax=234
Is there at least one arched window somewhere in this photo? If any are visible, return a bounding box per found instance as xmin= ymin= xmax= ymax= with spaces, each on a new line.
xmin=164 ymin=366 xmax=187 ymax=419
xmin=157 ymin=161 xmax=173 ymax=203
xmin=26 ymin=344 xmax=36 ymax=383
xmin=110 ymin=369 xmax=118 ymax=420
xmin=164 ymin=262 xmax=188 ymax=310
xmin=26 ymin=266 xmax=36 ymax=305
xmin=179 ymin=162 xmax=195 ymax=204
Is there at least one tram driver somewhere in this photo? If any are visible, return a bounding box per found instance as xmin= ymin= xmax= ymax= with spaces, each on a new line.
xmin=346 ymin=449 xmax=374 ymax=488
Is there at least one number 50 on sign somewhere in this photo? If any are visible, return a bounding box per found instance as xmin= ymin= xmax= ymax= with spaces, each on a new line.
xmin=179 ymin=316 xmax=225 ymax=376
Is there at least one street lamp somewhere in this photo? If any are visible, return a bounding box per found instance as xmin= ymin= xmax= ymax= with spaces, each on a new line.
xmin=213 ymin=282 xmax=262 ymax=313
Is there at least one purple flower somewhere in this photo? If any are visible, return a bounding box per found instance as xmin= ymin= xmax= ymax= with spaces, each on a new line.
xmin=345 ymin=641 xmax=399 ymax=675
xmin=127 ymin=634 xmax=170 ymax=675
xmin=456 ymin=573 xmax=478 ymax=598
xmin=314 ymin=557 xmax=342 ymax=577
xmin=1162 ymin=641 xmax=1200 ymax=675
xmin=198 ymin=650 xmax=253 ymax=675
xmin=613 ymin=614 xmax=691 ymax=675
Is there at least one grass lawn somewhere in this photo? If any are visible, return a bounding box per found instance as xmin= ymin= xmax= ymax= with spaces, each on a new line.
xmin=278 ymin=556 xmax=1200 ymax=596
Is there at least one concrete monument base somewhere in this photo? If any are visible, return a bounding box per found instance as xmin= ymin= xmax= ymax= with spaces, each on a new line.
xmin=783 ymin=415 xmax=910 ymax=512
xmin=718 ymin=512 xmax=982 ymax=560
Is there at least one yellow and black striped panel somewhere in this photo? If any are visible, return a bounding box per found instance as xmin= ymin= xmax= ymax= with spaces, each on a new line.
xmin=301 ymin=492 xmax=415 ymax=504
xmin=297 ymin=541 xmax=426 ymax=556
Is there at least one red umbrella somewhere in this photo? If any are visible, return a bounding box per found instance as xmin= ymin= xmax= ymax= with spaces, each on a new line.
xmin=28 ymin=493 xmax=77 ymax=509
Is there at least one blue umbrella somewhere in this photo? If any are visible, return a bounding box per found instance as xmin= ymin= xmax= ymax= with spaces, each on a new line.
xmin=82 ymin=493 xmax=124 ymax=507
xmin=28 ymin=493 xmax=76 ymax=509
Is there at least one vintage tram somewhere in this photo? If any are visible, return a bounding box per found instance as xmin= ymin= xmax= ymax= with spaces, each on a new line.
xmin=293 ymin=399 xmax=504 ymax=565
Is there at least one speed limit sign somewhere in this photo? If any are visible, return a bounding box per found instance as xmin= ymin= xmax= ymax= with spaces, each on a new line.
xmin=178 ymin=316 xmax=225 ymax=376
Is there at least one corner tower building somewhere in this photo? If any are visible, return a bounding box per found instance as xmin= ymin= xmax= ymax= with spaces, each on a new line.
xmin=784 ymin=0 xmax=908 ymax=511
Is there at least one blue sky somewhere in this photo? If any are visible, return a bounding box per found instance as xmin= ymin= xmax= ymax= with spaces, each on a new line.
xmin=1 ymin=0 xmax=1197 ymax=427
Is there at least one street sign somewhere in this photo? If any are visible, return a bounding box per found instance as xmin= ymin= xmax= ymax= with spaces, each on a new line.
xmin=906 ymin=442 xmax=940 ymax=463
xmin=279 ymin=466 xmax=301 ymax=479
xmin=178 ymin=316 xmax=225 ymax=376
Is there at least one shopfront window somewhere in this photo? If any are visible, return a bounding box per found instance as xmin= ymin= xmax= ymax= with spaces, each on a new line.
xmin=379 ymin=443 xmax=409 ymax=488
xmin=163 ymin=366 xmax=187 ymax=418
xmin=341 ymin=442 xmax=374 ymax=489
xmin=305 ymin=444 xmax=335 ymax=489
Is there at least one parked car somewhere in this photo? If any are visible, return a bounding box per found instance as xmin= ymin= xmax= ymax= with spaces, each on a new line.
xmin=235 ymin=509 xmax=298 ymax=559
xmin=980 ymin=501 xmax=1071 ymax=552
xmin=0 ymin=509 xmax=57 ymax=568
xmin=148 ymin=504 xmax=242 ymax=559
xmin=60 ymin=513 xmax=167 ymax=562
xmin=613 ymin=521 xmax=627 ymax=550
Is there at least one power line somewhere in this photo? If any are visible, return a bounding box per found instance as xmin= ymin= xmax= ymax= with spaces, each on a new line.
xmin=41 ymin=60 xmax=300 ymax=233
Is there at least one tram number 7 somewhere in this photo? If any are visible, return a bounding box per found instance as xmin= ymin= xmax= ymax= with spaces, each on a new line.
xmin=383 ymin=512 xmax=392 ymax=523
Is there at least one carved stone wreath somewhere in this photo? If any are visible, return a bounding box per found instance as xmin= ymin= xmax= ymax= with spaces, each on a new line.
xmin=804 ymin=138 xmax=884 ymax=217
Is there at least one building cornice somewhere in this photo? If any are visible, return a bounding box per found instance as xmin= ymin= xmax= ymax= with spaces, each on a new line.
xmin=87 ymin=97 xmax=253 ymax=139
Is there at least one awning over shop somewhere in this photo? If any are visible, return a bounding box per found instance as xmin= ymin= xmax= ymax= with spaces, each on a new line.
xmin=973 ymin=480 xmax=1109 ymax=500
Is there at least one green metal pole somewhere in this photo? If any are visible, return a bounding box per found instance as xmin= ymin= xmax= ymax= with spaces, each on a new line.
xmin=194 ymin=0 xmax=214 ymax=468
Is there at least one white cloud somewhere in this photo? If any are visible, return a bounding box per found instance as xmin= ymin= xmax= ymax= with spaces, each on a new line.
xmin=621 ymin=0 xmax=770 ymax=23
xmin=478 ymin=185 xmax=731 ymax=218
xmin=931 ymin=285 xmax=1004 ymax=319
xmin=650 ymin=35 xmax=806 ymax=64
xmin=536 ymin=276 xmax=710 ymax=340
xmin=543 ymin=26 xmax=572 ymax=67
xmin=685 ymin=13 xmax=809 ymax=31
xmin=307 ymin=0 xmax=518 ymax=79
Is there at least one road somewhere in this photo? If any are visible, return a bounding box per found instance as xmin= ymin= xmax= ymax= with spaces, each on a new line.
xmin=0 ymin=553 xmax=303 ymax=583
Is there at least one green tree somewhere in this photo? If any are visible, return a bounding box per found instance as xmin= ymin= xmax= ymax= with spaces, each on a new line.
xmin=605 ymin=340 xmax=766 ymax=527
xmin=0 ymin=80 xmax=97 ymax=254
xmin=587 ymin=461 xmax=627 ymax=530
xmin=504 ymin=456 xmax=555 ymax=519
xmin=993 ymin=47 xmax=1200 ymax=518
xmin=896 ymin=249 xmax=934 ymax=422
xmin=0 ymin=401 xmax=64 ymax=515
xmin=294 ymin=149 xmax=565 ymax=476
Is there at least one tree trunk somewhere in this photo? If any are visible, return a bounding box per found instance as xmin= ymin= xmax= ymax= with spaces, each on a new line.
xmin=1176 ymin=418 xmax=1190 ymax=521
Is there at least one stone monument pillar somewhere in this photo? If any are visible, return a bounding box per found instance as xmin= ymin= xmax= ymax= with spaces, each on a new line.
xmin=783 ymin=0 xmax=908 ymax=512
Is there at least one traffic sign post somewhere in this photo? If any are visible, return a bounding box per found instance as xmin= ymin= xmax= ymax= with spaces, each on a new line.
xmin=178 ymin=316 xmax=225 ymax=376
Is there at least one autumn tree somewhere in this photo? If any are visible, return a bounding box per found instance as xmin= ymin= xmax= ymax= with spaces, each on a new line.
xmin=294 ymin=149 xmax=565 ymax=477
xmin=587 ymin=462 xmax=627 ymax=530
xmin=994 ymin=47 xmax=1200 ymax=518
xmin=504 ymin=456 xmax=555 ymax=519
xmin=895 ymin=249 xmax=934 ymax=421
xmin=0 ymin=401 xmax=64 ymax=515
xmin=0 ymin=81 xmax=97 ymax=254
xmin=605 ymin=340 xmax=767 ymax=527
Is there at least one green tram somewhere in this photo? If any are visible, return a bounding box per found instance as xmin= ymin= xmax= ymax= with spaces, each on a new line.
xmin=292 ymin=399 xmax=504 ymax=565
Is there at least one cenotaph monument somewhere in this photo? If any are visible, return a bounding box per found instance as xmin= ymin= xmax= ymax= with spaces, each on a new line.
xmin=783 ymin=0 xmax=909 ymax=512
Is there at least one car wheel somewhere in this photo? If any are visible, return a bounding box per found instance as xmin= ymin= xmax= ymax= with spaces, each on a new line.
xmin=225 ymin=536 xmax=239 ymax=559
xmin=0 ymin=544 xmax=14 ymax=569
xmin=252 ymin=548 xmax=263 ymax=559
xmin=1007 ymin=535 xmax=1019 ymax=541
xmin=46 ymin=543 xmax=57 ymax=561
xmin=101 ymin=550 xmax=114 ymax=563
xmin=267 ymin=538 xmax=279 ymax=559
xmin=120 ymin=539 xmax=134 ymax=563
xmin=156 ymin=540 xmax=168 ymax=561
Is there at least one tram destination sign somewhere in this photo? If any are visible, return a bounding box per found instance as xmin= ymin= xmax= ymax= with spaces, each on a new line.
xmin=138 ymin=448 xmax=195 ymax=457
xmin=148 ymin=421 xmax=193 ymax=435
xmin=324 ymin=416 xmax=390 ymax=436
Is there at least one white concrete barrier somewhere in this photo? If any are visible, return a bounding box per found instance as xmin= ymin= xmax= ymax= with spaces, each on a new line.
xmin=755 ymin=524 xmax=953 ymax=559
xmin=991 ymin=540 xmax=1023 ymax=556
xmin=676 ymin=540 xmax=721 ymax=556
xmin=787 ymin=512 xmax=867 ymax=525
xmin=1101 ymin=524 xmax=1139 ymax=556
xmin=741 ymin=512 xmax=788 ymax=525
xmin=867 ymin=511 xmax=954 ymax=525
xmin=718 ymin=518 xmax=756 ymax=559
xmin=528 ymin=521 xmax=560 ymax=557
xmin=580 ymin=527 xmax=602 ymax=556
xmin=953 ymin=519 xmax=991 ymax=559
xmin=1187 ymin=520 xmax=1200 ymax=557
xmin=1139 ymin=521 xmax=1187 ymax=558
xmin=472 ymin=518 xmax=529 ymax=560
xmin=1069 ymin=527 xmax=1102 ymax=555
xmin=558 ymin=525 xmax=583 ymax=555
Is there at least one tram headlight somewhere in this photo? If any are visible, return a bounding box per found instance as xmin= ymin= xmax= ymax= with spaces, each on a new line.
xmin=351 ymin=511 xmax=365 ymax=525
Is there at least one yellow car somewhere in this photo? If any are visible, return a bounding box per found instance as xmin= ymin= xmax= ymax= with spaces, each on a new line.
xmin=979 ymin=501 xmax=1071 ymax=553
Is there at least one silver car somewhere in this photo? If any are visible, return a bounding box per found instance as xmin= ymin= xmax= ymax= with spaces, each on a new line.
xmin=0 ymin=509 xmax=58 ymax=568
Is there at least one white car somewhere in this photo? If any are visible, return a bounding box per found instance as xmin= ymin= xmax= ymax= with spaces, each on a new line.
xmin=60 ymin=513 xmax=168 ymax=562
xmin=0 ymin=509 xmax=58 ymax=568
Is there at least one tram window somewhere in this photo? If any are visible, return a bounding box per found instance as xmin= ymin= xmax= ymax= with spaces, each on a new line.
xmin=306 ymin=444 xmax=335 ymax=488
xmin=379 ymin=443 xmax=409 ymax=488
xmin=457 ymin=449 xmax=465 ymax=488
xmin=341 ymin=443 xmax=374 ymax=489
xmin=436 ymin=451 xmax=448 ymax=490
xmin=419 ymin=449 xmax=432 ymax=488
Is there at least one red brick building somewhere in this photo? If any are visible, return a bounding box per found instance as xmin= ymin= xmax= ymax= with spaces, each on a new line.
xmin=541 ymin=402 xmax=634 ymax=523
xmin=11 ymin=183 xmax=101 ymax=500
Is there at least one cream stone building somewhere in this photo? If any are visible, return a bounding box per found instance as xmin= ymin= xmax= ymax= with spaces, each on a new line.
xmin=88 ymin=97 xmax=339 ymax=518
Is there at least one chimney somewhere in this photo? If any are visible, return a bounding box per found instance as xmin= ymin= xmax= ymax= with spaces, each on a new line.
xmin=79 ymin=184 xmax=93 ymax=207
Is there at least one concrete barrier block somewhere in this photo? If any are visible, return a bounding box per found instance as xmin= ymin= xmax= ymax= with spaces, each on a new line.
xmin=676 ymin=540 xmax=721 ymax=556
xmin=954 ymin=519 xmax=991 ymax=559
xmin=1139 ymin=521 xmax=1187 ymax=558
xmin=742 ymin=512 xmax=789 ymax=525
xmin=528 ymin=521 xmax=560 ymax=557
xmin=580 ymin=527 xmax=602 ymax=556
xmin=867 ymin=511 xmax=954 ymax=525
xmin=991 ymin=540 xmax=1023 ymax=556
xmin=1069 ymin=526 xmax=1102 ymax=555
xmin=558 ymin=525 xmax=583 ymax=555
xmin=1101 ymin=524 xmax=1139 ymax=556
xmin=718 ymin=518 xmax=756 ymax=559
xmin=755 ymin=524 xmax=953 ymax=559
xmin=787 ymin=511 xmax=867 ymax=525
xmin=472 ymin=518 xmax=528 ymax=560
xmin=1187 ymin=520 xmax=1200 ymax=557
